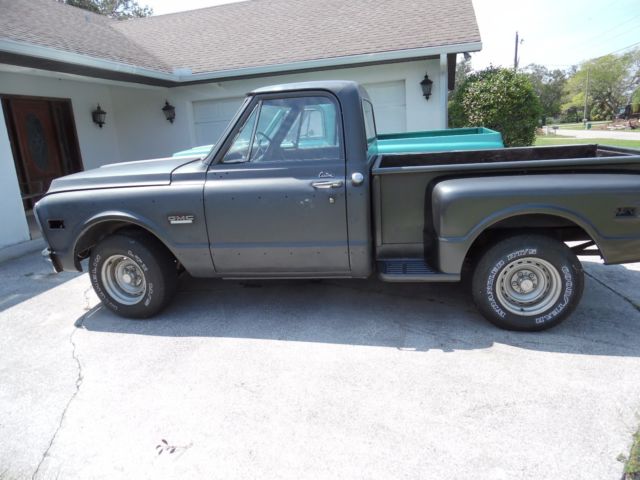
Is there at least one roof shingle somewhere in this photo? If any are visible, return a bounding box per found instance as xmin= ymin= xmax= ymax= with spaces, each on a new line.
xmin=0 ymin=0 xmax=480 ymax=75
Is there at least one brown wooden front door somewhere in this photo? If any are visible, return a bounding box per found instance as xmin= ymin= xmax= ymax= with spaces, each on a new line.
xmin=2 ymin=96 xmax=83 ymax=208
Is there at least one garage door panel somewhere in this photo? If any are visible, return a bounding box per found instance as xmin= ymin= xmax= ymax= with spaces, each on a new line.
xmin=193 ymin=96 xmax=243 ymax=145
xmin=370 ymin=105 xmax=406 ymax=134
xmin=361 ymin=80 xmax=406 ymax=134
xmin=195 ymin=121 xmax=231 ymax=146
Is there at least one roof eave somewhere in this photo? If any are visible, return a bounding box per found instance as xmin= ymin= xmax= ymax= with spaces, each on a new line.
xmin=181 ymin=41 xmax=482 ymax=83
xmin=0 ymin=38 xmax=482 ymax=86
xmin=0 ymin=38 xmax=176 ymax=82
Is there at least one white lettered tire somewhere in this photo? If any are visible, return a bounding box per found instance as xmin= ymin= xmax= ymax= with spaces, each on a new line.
xmin=90 ymin=233 xmax=178 ymax=319
xmin=471 ymin=235 xmax=584 ymax=331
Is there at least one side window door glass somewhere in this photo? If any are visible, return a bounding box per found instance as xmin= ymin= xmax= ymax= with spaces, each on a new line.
xmin=262 ymin=97 xmax=340 ymax=161
xmin=222 ymin=104 xmax=258 ymax=163
xmin=250 ymin=103 xmax=290 ymax=162
xmin=222 ymin=95 xmax=342 ymax=164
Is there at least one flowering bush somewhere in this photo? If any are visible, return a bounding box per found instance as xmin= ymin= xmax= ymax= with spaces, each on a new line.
xmin=449 ymin=67 xmax=542 ymax=147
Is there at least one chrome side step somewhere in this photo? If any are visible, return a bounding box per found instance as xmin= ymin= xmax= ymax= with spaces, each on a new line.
xmin=378 ymin=259 xmax=460 ymax=283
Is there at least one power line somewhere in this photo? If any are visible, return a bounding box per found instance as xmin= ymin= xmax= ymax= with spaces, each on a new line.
xmin=568 ymin=40 xmax=640 ymax=66
xmin=520 ymin=40 xmax=640 ymax=70
xmin=576 ymin=12 xmax=640 ymax=48
xmin=597 ymin=40 xmax=640 ymax=57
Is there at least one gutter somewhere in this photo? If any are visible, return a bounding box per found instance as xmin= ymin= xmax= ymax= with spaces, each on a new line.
xmin=0 ymin=38 xmax=177 ymax=82
xmin=0 ymin=38 xmax=482 ymax=85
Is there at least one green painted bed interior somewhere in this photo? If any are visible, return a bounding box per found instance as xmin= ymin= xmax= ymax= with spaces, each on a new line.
xmin=373 ymin=127 xmax=504 ymax=154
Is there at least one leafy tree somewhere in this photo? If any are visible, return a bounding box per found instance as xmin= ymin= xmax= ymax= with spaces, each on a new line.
xmin=449 ymin=67 xmax=542 ymax=147
xmin=562 ymin=49 xmax=640 ymax=121
xmin=60 ymin=0 xmax=153 ymax=19
xmin=523 ymin=64 xmax=567 ymax=124
xmin=451 ymin=56 xmax=473 ymax=96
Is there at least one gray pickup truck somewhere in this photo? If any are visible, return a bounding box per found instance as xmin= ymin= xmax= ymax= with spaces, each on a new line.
xmin=35 ymin=81 xmax=640 ymax=331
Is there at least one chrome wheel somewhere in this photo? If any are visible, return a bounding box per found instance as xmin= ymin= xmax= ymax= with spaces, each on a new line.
xmin=100 ymin=255 xmax=147 ymax=306
xmin=495 ymin=257 xmax=562 ymax=316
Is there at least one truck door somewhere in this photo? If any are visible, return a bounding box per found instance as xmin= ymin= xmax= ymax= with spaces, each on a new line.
xmin=203 ymin=93 xmax=350 ymax=275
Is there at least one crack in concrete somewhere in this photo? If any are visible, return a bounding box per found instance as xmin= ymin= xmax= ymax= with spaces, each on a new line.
xmin=584 ymin=271 xmax=640 ymax=313
xmin=31 ymin=292 xmax=91 ymax=480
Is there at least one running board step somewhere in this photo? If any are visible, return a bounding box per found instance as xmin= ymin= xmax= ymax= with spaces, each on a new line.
xmin=378 ymin=259 xmax=460 ymax=283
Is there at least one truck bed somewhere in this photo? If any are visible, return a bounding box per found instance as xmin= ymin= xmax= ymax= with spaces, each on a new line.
xmin=375 ymin=144 xmax=635 ymax=170
xmin=371 ymin=144 xmax=640 ymax=266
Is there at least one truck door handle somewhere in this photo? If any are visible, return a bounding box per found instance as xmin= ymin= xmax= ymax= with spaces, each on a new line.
xmin=311 ymin=180 xmax=344 ymax=189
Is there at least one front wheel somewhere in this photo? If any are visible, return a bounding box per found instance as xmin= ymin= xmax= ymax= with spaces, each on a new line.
xmin=471 ymin=234 xmax=584 ymax=331
xmin=89 ymin=233 xmax=178 ymax=319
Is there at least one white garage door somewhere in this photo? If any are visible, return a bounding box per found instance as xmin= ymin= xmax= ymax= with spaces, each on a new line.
xmin=361 ymin=80 xmax=406 ymax=134
xmin=193 ymin=96 xmax=244 ymax=145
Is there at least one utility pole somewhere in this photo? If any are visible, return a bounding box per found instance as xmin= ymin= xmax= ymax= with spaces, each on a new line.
xmin=513 ymin=31 xmax=521 ymax=71
xmin=583 ymin=68 xmax=590 ymax=124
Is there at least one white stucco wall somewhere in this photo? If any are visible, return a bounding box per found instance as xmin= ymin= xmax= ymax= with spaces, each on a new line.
xmin=109 ymin=59 xmax=442 ymax=161
xmin=0 ymin=70 xmax=122 ymax=170
xmin=0 ymin=102 xmax=30 ymax=248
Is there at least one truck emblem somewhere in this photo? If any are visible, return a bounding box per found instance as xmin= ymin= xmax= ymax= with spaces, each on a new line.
xmin=318 ymin=171 xmax=334 ymax=178
xmin=168 ymin=215 xmax=194 ymax=225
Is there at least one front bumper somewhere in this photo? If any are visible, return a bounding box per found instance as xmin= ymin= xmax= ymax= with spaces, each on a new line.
xmin=42 ymin=248 xmax=63 ymax=273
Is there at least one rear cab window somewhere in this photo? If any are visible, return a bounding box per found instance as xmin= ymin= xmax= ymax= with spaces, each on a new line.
xmin=362 ymin=99 xmax=378 ymax=155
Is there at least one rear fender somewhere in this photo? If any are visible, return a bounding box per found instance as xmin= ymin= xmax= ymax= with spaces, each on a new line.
xmin=431 ymin=173 xmax=640 ymax=273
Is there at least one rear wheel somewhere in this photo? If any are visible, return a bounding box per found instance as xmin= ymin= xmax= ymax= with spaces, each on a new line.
xmin=89 ymin=233 xmax=178 ymax=319
xmin=471 ymin=234 xmax=584 ymax=331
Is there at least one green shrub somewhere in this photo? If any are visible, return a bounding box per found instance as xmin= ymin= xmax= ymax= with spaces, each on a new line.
xmin=449 ymin=67 xmax=542 ymax=147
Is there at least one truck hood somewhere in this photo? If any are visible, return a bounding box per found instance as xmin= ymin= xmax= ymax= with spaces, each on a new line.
xmin=46 ymin=155 xmax=203 ymax=194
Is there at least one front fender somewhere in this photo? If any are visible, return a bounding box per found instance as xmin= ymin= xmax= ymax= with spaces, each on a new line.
xmin=34 ymin=184 xmax=214 ymax=276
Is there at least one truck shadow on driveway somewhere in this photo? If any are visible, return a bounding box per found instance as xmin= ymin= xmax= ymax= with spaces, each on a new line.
xmin=78 ymin=267 xmax=640 ymax=357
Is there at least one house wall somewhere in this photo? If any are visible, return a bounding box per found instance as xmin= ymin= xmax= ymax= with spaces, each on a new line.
xmin=0 ymin=70 xmax=122 ymax=170
xmin=110 ymin=59 xmax=442 ymax=161
xmin=0 ymin=102 xmax=30 ymax=248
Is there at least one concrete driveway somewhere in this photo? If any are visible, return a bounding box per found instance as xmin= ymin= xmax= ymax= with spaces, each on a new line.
xmin=1 ymin=252 xmax=639 ymax=480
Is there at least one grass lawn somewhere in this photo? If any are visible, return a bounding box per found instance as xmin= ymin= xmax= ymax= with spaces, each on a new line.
xmin=623 ymin=428 xmax=640 ymax=479
xmin=535 ymin=136 xmax=640 ymax=149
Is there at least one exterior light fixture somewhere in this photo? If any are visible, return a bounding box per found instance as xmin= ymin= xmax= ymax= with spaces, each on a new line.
xmin=92 ymin=104 xmax=106 ymax=128
xmin=420 ymin=74 xmax=433 ymax=101
xmin=162 ymin=101 xmax=176 ymax=123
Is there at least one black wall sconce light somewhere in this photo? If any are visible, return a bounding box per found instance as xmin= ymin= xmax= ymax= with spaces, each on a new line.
xmin=162 ymin=101 xmax=176 ymax=123
xmin=92 ymin=104 xmax=106 ymax=128
xmin=420 ymin=74 xmax=433 ymax=101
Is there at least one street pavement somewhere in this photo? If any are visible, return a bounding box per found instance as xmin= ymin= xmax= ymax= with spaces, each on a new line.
xmin=1 ymin=252 xmax=639 ymax=479
xmin=554 ymin=128 xmax=640 ymax=140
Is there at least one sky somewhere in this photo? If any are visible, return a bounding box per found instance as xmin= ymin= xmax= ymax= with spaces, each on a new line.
xmin=145 ymin=0 xmax=640 ymax=71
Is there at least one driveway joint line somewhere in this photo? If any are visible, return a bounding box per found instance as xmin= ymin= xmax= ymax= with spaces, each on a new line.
xmin=585 ymin=270 xmax=640 ymax=313
xmin=31 ymin=303 xmax=89 ymax=480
